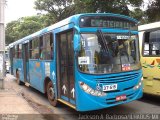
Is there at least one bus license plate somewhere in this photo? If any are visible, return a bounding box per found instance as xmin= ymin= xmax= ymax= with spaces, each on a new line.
xmin=116 ymin=95 xmax=127 ymax=101
xmin=103 ymin=84 xmax=117 ymax=91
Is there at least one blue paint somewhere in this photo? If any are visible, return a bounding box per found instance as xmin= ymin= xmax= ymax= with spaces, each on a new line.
xmin=61 ymin=95 xmax=69 ymax=101
xmin=75 ymin=69 xmax=143 ymax=111
xmin=70 ymin=99 xmax=76 ymax=105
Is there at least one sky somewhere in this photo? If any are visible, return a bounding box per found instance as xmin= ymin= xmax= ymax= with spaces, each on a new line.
xmin=5 ymin=0 xmax=37 ymax=23
xmin=5 ymin=0 xmax=150 ymax=24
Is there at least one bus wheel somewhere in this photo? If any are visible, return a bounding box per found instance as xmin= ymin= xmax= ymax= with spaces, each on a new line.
xmin=47 ymin=81 xmax=58 ymax=107
xmin=16 ymin=70 xmax=23 ymax=85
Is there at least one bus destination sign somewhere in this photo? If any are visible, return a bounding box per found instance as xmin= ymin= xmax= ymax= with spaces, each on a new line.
xmin=80 ymin=16 xmax=137 ymax=30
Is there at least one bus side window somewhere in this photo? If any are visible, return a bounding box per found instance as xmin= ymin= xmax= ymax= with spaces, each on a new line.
xmin=15 ymin=45 xmax=22 ymax=59
xmin=50 ymin=34 xmax=54 ymax=59
xmin=18 ymin=44 xmax=22 ymax=59
xmin=12 ymin=47 xmax=15 ymax=59
xmin=40 ymin=36 xmax=44 ymax=60
xmin=30 ymin=37 xmax=39 ymax=59
xmin=143 ymin=32 xmax=150 ymax=55
xmin=143 ymin=30 xmax=160 ymax=56
xmin=29 ymin=41 xmax=32 ymax=59
xmin=15 ymin=45 xmax=18 ymax=58
xmin=40 ymin=33 xmax=53 ymax=60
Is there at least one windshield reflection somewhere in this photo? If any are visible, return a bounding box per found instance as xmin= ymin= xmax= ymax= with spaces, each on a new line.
xmin=78 ymin=33 xmax=141 ymax=74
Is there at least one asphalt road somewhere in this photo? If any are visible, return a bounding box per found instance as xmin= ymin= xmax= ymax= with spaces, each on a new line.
xmin=4 ymin=74 xmax=160 ymax=120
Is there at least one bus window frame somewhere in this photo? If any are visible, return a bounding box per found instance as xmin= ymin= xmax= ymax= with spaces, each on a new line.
xmin=14 ymin=45 xmax=17 ymax=58
xmin=77 ymin=32 xmax=141 ymax=75
xmin=15 ymin=44 xmax=22 ymax=59
xmin=29 ymin=37 xmax=40 ymax=60
xmin=23 ymin=31 xmax=54 ymax=61
xmin=142 ymin=30 xmax=160 ymax=57
xmin=18 ymin=44 xmax=22 ymax=59
xmin=39 ymin=32 xmax=54 ymax=61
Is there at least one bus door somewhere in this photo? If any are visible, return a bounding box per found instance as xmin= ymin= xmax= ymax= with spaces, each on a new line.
xmin=57 ymin=30 xmax=75 ymax=105
xmin=23 ymin=43 xmax=30 ymax=83
xmin=9 ymin=48 xmax=14 ymax=74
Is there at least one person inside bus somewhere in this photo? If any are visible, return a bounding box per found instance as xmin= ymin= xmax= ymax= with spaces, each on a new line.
xmin=40 ymin=38 xmax=53 ymax=60
xmin=99 ymin=42 xmax=114 ymax=64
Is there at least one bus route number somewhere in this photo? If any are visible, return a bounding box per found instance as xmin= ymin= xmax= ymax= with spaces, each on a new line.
xmin=103 ymin=84 xmax=117 ymax=91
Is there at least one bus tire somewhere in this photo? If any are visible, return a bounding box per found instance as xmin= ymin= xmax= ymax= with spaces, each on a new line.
xmin=16 ymin=70 xmax=24 ymax=85
xmin=47 ymin=81 xmax=58 ymax=107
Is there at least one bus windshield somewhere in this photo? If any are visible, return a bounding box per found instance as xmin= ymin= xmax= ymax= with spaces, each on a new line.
xmin=78 ymin=32 xmax=141 ymax=74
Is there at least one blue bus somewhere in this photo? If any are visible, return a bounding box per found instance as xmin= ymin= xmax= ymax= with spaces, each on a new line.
xmin=9 ymin=13 xmax=143 ymax=111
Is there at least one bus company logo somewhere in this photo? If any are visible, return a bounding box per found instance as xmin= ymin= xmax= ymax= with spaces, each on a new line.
xmin=96 ymin=83 xmax=103 ymax=91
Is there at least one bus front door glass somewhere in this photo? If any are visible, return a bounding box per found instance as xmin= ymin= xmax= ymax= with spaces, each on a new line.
xmin=58 ymin=30 xmax=75 ymax=105
xmin=9 ymin=48 xmax=14 ymax=74
xmin=78 ymin=33 xmax=141 ymax=74
xmin=23 ymin=43 xmax=30 ymax=82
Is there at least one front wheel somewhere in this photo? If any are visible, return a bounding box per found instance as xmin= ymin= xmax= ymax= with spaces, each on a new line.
xmin=47 ymin=81 xmax=58 ymax=107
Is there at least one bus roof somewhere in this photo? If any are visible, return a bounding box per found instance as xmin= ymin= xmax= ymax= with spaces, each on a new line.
xmin=8 ymin=13 xmax=138 ymax=48
xmin=138 ymin=21 xmax=160 ymax=32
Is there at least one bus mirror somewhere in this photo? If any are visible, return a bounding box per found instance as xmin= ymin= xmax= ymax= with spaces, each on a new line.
xmin=74 ymin=34 xmax=81 ymax=51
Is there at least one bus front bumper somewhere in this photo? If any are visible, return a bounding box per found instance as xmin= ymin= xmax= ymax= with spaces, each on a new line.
xmin=76 ymin=86 xmax=143 ymax=111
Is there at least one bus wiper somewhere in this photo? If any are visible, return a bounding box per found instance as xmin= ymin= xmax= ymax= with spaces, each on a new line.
xmin=96 ymin=30 xmax=109 ymax=53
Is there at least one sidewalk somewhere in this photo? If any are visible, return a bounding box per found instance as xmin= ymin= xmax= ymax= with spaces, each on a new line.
xmin=0 ymin=74 xmax=39 ymax=114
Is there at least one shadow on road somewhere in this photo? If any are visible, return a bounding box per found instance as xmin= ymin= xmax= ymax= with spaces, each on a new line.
xmin=139 ymin=93 xmax=160 ymax=106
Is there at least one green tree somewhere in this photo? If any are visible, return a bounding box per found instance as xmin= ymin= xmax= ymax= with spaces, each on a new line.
xmin=70 ymin=0 xmax=143 ymax=15
xmin=6 ymin=0 xmax=146 ymax=45
xmin=5 ymin=20 xmax=20 ymax=45
xmin=5 ymin=16 xmax=46 ymax=45
xmin=129 ymin=8 xmax=147 ymax=24
xmin=34 ymin=0 xmax=143 ymax=23
xmin=146 ymin=0 xmax=160 ymax=22
xmin=34 ymin=0 xmax=75 ymax=22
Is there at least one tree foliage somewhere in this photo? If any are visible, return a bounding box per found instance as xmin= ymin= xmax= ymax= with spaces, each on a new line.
xmin=75 ymin=0 xmax=143 ymax=15
xmin=34 ymin=0 xmax=143 ymax=22
xmin=8 ymin=0 xmax=160 ymax=44
xmin=5 ymin=16 xmax=47 ymax=45
xmin=146 ymin=0 xmax=160 ymax=22
xmin=129 ymin=8 xmax=147 ymax=24
xmin=5 ymin=21 xmax=19 ymax=44
xmin=34 ymin=0 xmax=75 ymax=22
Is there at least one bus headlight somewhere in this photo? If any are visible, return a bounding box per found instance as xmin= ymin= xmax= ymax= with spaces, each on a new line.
xmin=134 ymin=77 xmax=143 ymax=90
xmin=79 ymin=82 xmax=106 ymax=97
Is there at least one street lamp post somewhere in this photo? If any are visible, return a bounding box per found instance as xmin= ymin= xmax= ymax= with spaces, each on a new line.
xmin=0 ymin=0 xmax=5 ymax=89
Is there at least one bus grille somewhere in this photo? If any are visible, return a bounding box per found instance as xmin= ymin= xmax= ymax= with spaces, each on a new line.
xmin=95 ymin=72 xmax=139 ymax=84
